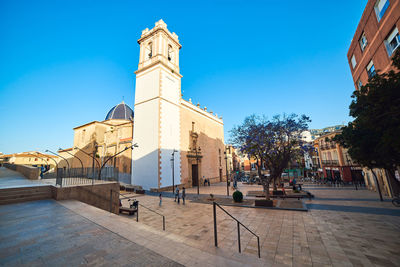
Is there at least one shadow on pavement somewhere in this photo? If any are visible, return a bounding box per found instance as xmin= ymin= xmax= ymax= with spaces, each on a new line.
xmin=307 ymin=203 xmax=400 ymax=216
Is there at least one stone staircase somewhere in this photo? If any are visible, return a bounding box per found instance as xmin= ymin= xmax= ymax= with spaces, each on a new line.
xmin=0 ymin=186 xmax=53 ymax=205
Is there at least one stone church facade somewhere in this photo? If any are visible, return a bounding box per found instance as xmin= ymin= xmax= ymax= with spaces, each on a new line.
xmin=132 ymin=20 xmax=226 ymax=190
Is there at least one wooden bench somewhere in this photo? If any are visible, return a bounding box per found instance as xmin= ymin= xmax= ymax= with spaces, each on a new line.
xmin=119 ymin=207 xmax=137 ymax=215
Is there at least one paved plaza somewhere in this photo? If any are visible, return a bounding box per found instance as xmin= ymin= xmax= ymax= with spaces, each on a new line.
xmin=1 ymin=169 xmax=400 ymax=266
xmin=123 ymin=183 xmax=400 ymax=266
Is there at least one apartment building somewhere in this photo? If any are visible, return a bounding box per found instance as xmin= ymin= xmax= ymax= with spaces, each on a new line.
xmin=347 ymin=0 xmax=400 ymax=90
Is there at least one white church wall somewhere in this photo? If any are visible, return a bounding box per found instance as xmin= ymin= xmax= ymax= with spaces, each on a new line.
xmin=132 ymin=100 xmax=159 ymax=189
xmin=159 ymin=67 xmax=181 ymax=187
xmin=159 ymin=100 xmax=181 ymax=187
xmin=134 ymin=66 xmax=160 ymax=104
xmin=160 ymin=67 xmax=181 ymax=103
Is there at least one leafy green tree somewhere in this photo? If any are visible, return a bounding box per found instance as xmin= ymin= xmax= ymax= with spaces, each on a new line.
xmin=230 ymin=114 xmax=310 ymax=200
xmin=334 ymin=49 xmax=400 ymax=197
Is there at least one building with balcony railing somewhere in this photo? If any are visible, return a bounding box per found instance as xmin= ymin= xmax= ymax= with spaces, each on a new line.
xmin=314 ymin=131 xmax=363 ymax=183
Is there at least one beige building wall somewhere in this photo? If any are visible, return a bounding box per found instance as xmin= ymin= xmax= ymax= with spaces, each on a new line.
xmin=58 ymin=120 xmax=133 ymax=174
xmin=180 ymin=100 xmax=225 ymax=187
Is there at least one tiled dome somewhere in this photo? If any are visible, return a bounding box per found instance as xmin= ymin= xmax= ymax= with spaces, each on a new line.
xmin=105 ymin=101 xmax=134 ymax=121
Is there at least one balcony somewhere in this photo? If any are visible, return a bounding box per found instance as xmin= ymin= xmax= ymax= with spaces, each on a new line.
xmin=322 ymin=160 xmax=339 ymax=166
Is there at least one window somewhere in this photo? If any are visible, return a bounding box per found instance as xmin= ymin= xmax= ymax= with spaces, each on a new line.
xmin=167 ymin=45 xmax=174 ymax=62
xmin=251 ymin=163 xmax=256 ymax=170
xmin=357 ymin=79 xmax=362 ymax=90
xmin=146 ymin=42 xmax=152 ymax=60
xmin=385 ymin=27 xmax=400 ymax=57
xmin=351 ymin=55 xmax=357 ymax=69
xmin=375 ymin=0 xmax=389 ymax=22
xmin=359 ymin=33 xmax=368 ymax=51
xmin=366 ymin=60 xmax=376 ymax=78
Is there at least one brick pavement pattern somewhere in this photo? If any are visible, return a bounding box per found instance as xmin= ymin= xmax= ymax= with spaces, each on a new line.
xmin=126 ymin=184 xmax=400 ymax=266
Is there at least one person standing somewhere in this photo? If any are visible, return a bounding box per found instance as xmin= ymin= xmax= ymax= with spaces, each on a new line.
xmin=182 ymin=187 xmax=186 ymax=205
xmin=159 ymin=193 xmax=162 ymax=206
xmin=175 ymin=186 xmax=180 ymax=204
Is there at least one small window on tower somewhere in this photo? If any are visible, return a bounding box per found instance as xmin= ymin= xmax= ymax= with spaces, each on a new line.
xmin=146 ymin=42 xmax=153 ymax=60
xmin=168 ymin=45 xmax=174 ymax=62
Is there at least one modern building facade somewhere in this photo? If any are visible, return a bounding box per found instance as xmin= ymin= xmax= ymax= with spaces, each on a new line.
xmin=132 ymin=20 xmax=226 ymax=190
xmin=347 ymin=0 xmax=400 ymax=90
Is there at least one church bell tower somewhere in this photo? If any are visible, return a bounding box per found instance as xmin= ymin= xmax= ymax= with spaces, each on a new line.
xmin=132 ymin=20 xmax=182 ymax=189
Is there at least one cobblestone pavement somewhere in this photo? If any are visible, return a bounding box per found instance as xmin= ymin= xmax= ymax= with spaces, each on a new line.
xmin=123 ymin=184 xmax=400 ymax=266
xmin=0 ymin=200 xmax=182 ymax=266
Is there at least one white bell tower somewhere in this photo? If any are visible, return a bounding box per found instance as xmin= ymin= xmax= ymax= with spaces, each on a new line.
xmin=132 ymin=20 xmax=182 ymax=190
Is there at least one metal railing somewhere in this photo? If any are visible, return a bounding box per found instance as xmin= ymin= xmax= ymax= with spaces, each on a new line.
xmin=213 ymin=202 xmax=260 ymax=258
xmin=137 ymin=203 xmax=166 ymax=231
xmin=322 ymin=160 xmax=339 ymax=166
xmin=42 ymin=167 xmax=125 ymax=187
xmin=119 ymin=193 xmax=166 ymax=231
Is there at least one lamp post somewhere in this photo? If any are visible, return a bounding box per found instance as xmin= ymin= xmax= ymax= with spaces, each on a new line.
xmin=74 ymin=146 xmax=100 ymax=184
xmin=37 ymin=152 xmax=58 ymax=180
xmin=46 ymin=149 xmax=70 ymax=185
xmin=171 ymin=149 xmax=178 ymax=193
xmin=27 ymin=153 xmax=49 ymax=167
xmin=60 ymin=147 xmax=84 ymax=177
xmin=98 ymin=143 xmax=138 ymax=181
xmin=192 ymin=146 xmax=201 ymax=195
xmin=224 ymin=150 xmax=229 ymax=196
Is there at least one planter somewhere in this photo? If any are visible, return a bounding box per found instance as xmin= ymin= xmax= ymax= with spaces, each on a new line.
xmin=272 ymin=190 xmax=284 ymax=196
xmin=135 ymin=189 xmax=145 ymax=194
xmin=255 ymin=199 xmax=274 ymax=207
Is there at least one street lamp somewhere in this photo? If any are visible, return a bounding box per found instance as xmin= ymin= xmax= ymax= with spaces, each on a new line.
xmin=46 ymin=149 xmax=70 ymax=185
xmin=192 ymin=146 xmax=201 ymax=195
xmin=98 ymin=143 xmax=138 ymax=181
xmin=74 ymin=146 xmax=100 ymax=183
xmin=60 ymin=147 xmax=84 ymax=177
xmin=224 ymin=150 xmax=229 ymax=196
xmin=171 ymin=149 xmax=178 ymax=193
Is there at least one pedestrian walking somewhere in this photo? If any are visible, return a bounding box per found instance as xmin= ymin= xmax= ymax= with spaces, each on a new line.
xmin=174 ymin=186 xmax=180 ymax=204
xmin=182 ymin=187 xmax=186 ymax=205
xmin=159 ymin=193 xmax=162 ymax=206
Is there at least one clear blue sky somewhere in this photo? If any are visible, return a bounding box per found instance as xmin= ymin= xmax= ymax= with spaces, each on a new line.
xmin=0 ymin=0 xmax=367 ymax=154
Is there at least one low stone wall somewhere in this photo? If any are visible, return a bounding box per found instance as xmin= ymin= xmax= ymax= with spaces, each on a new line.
xmin=52 ymin=182 xmax=120 ymax=214
xmin=3 ymin=163 xmax=40 ymax=180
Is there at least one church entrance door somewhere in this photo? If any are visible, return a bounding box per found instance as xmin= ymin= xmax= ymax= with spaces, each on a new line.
xmin=192 ymin=164 xmax=198 ymax=187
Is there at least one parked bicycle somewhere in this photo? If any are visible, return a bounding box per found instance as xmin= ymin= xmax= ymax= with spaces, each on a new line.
xmin=392 ymin=194 xmax=400 ymax=207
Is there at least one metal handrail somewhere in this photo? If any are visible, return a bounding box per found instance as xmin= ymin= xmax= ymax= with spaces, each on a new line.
xmin=137 ymin=202 xmax=166 ymax=231
xmin=213 ymin=202 xmax=260 ymax=258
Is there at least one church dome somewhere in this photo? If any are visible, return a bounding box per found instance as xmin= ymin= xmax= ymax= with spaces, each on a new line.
xmin=105 ymin=101 xmax=134 ymax=121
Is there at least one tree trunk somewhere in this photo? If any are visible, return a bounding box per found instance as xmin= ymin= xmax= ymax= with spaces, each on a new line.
xmin=273 ymin=177 xmax=278 ymax=191
xmin=371 ymin=168 xmax=383 ymax=201
xmin=263 ymin=182 xmax=270 ymax=200
xmin=385 ymin=168 xmax=400 ymax=197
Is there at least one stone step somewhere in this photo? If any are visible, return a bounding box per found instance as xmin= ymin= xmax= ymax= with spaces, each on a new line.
xmin=0 ymin=187 xmax=51 ymax=194
xmin=0 ymin=186 xmax=53 ymax=205
xmin=0 ymin=194 xmax=52 ymax=205
xmin=0 ymin=191 xmax=52 ymax=201
xmin=0 ymin=186 xmax=52 ymax=194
